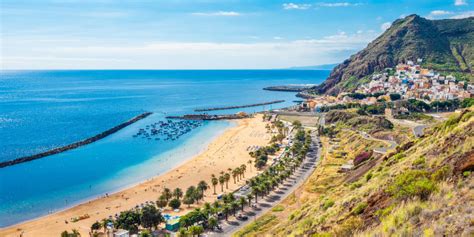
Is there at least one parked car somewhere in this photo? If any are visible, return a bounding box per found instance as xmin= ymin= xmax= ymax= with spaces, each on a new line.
xmin=237 ymin=214 xmax=248 ymax=221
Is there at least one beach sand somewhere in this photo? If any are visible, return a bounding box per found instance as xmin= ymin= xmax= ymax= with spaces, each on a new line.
xmin=0 ymin=115 xmax=270 ymax=237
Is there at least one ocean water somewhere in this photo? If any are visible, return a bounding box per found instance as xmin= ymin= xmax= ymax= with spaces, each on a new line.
xmin=0 ymin=70 xmax=328 ymax=227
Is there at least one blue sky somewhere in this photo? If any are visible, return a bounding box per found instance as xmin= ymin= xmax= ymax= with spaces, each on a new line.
xmin=1 ymin=0 xmax=472 ymax=69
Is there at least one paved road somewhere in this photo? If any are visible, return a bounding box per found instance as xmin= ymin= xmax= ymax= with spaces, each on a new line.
xmin=208 ymin=133 xmax=321 ymax=237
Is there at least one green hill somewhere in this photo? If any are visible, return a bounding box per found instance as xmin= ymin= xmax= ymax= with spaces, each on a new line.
xmin=311 ymin=14 xmax=474 ymax=95
xmin=235 ymin=107 xmax=474 ymax=236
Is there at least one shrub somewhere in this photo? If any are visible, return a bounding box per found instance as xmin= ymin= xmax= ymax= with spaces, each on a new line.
xmin=350 ymin=182 xmax=363 ymax=190
xmin=354 ymin=151 xmax=373 ymax=166
xmin=431 ymin=165 xmax=452 ymax=181
xmin=365 ymin=172 xmax=373 ymax=182
xmin=322 ymin=199 xmax=335 ymax=210
xmin=352 ymin=202 xmax=368 ymax=215
xmin=463 ymin=171 xmax=471 ymax=177
xmin=412 ymin=156 xmax=426 ymax=168
xmin=387 ymin=170 xmax=437 ymax=200
xmin=392 ymin=153 xmax=406 ymax=161
xmin=375 ymin=204 xmax=395 ymax=218
xmin=272 ymin=205 xmax=285 ymax=212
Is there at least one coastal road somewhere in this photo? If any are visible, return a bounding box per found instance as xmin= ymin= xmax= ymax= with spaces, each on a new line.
xmin=345 ymin=129 xmax=397 ymax=155
xmin=208 ymin=133 xmax=321 ymax=237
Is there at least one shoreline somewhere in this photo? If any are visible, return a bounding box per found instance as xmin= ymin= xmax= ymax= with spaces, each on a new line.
xmin=0 ymin=121 xmax=234 ymax=229
xmin=0 ymin=115 xmax=270 ymax=237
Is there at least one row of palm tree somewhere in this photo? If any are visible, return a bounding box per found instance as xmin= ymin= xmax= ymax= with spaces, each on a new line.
xmin=156 ymin=180 xmax=209 ymax=210
xmin=176 ymin=126 xmax=313 ymax=235
xmin=210 ymin=164 xmax=247 ymax=194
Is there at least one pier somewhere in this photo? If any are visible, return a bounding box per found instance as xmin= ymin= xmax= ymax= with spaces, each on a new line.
xmin=0 ymin=112 xmax=152 ymax=169
xmin=194 ymin=100 xmax=285 ymax=112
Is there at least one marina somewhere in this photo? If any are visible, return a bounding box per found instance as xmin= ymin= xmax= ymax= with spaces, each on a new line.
xmin=133 ymin=120 xmax=203 ymax=141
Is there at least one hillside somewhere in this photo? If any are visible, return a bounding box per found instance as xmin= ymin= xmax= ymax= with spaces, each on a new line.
xmin=311 ymin=15 xmax=474 ymax=95
xmin=235 ymin=107 xmax=473 ymax=236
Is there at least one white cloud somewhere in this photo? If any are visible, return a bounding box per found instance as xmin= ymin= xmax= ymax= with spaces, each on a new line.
xmin=316 ymin=2 xmax=362 ymax=7
xmin=450 ymin=11 xmax=474 ymax=18
xmin=427 ymin=10 xmax=454 ymax=19
xmin=454 ymin=0 xmax=468 ymax=6
xmin=430 ymin=10 xmax=453 ymax=15
xmin=282 ymin=3 xmax=311 ymax=10
xmin=381 ymin=22 xmax=391 ymax=31
xmin=2 ymin=32 xmax=378 ymax=69
xmin=273 ymin=36 xmax=284 ymax=40
xmin=191 ymin=11 xmax=240 ymax=16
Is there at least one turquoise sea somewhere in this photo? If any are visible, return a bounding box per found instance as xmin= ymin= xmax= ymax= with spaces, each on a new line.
xmin=0 ymin=70 xmax=328 ymax=227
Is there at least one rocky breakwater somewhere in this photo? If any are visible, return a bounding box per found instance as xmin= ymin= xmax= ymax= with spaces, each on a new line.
xmin=166 ymin=113 xmax=251 ymax=120
xmin=0 ymin=112 xmax=153 ymax=169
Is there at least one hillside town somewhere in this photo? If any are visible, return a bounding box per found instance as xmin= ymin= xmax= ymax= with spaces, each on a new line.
xmin=356 ymin=59 xmax=472 ymax=101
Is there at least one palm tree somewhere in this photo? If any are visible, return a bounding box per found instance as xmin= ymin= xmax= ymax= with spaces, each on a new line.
xmin=232 ymin=169 xmax=238 ymax=184
xmin=101 ymin=218 xmax=109 ymax=234
xmin=208 ymin=217 xmax=218 ymax=231
xmin=251 ymin=187 xmax=258 ymax=203
xmin=231 ymin=201 xmax=239 ymax=216
xmin=218 ymin=175 xmax=225 ymax=192
xmin=238 ymin=197 xmax=247 ymax=212
xmin=203 ymin=202 xmax=211 ymax=212
xmin=223 ymin=205 xmax=230 ymax=221
xmin=211 ymin=175 xmax=218 ymax=194
xmin=223 ymin=173 xmax=230 ymax=189
xmin=173 ymin=188 xmax=183 ymax=200
xmin=248 ymin=160 xmax=253 ymax=172
xmin=240 ymin=164 xmax=247 ymax=178
xmin=246 ymin=193 xmax=253 ymax=207
xmin=197 ymin=180 xmax=208 ymax=198
xmin=163 ymin=188 xmax=172 ymax=202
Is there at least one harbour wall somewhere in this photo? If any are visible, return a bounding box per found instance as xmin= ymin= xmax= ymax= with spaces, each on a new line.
xmin=0 ymin=112 xmax=152 ymax=169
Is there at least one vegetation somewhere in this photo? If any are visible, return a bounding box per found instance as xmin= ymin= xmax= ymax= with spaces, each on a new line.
xmin=60 ymin=229 xmax=81 ymax=237
xmin=387 ymin=170 xmax=437 ymax=201
xmin=237 ymin=106 xmax=473 ymax=236
xmin=249 ymin=119 xmax=287 ymax=169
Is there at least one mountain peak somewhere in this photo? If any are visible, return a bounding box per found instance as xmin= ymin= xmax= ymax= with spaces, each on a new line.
xmin=311 ymin=15 xmax=473 ymax=95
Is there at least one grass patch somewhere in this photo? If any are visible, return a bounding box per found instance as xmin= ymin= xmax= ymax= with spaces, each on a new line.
xmin=272 ymin=205 xmax=285 ymax=212
xmin=233 ymin=215 xmax=277 ymax=237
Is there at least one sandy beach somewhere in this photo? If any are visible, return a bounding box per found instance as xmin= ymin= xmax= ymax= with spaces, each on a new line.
xmin=0 ymin=115 xmax=270 ymax=237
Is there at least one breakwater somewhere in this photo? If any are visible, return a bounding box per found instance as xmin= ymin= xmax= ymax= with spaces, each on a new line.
xmin=263 ymin=85 xmax=314 ymax=92
xmin=0 ymin=112 xmax=152 ymax=169
xmin=166 ymin=114 xmax=251 ymax=120
xmin=194 ymin=100 xmax=284 ymax=112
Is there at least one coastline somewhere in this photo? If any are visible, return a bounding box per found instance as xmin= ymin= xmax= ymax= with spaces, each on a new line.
xmin=0 ymin=115 xmax=270 ymax=237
